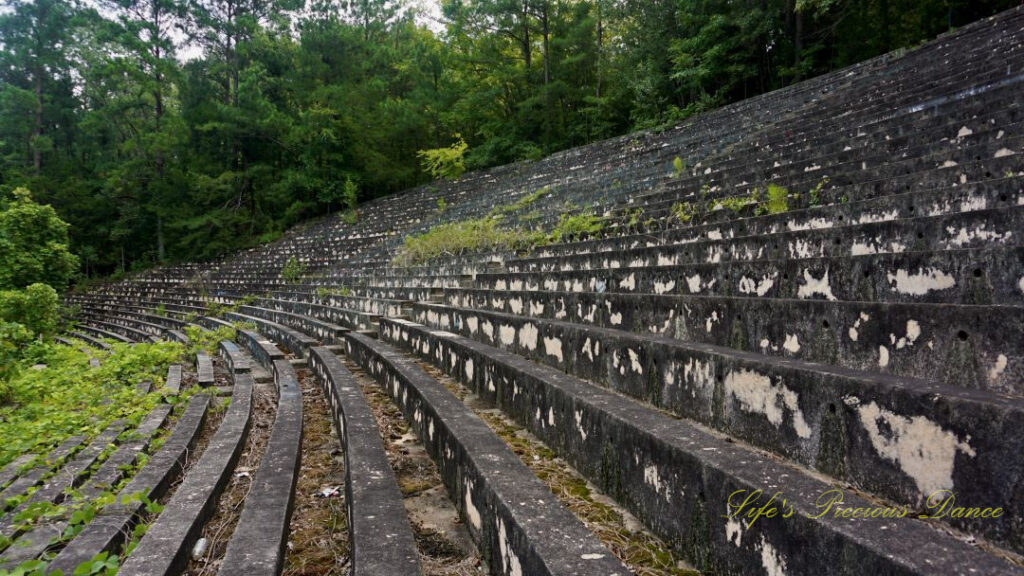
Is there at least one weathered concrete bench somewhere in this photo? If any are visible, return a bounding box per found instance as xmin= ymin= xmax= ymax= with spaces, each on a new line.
xmin=380 ymin=317 xmax=1024 ymax=573
xmin=345 ymin=331 xmax=631 ymax=576
xmin=218 ymin=353 xmax=302 ymax=575
xmin=46 ymin=394 xmax=210 ymax=575
xmin=403 ymin=303 xmax=1024 ymax=550
xmin=0 ymin=406 xmax=172 ymax=570
xmin=120 ymin=368 xmax=253 ymax=576
xmin=307 ymin=347 xmax=421 ymax=575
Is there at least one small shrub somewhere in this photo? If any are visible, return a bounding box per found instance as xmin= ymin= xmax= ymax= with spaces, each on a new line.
xmin=341 ymin=209 xmax=359 ymax=225
xmin=670 ymin=202 xmax=697 ymax=223
xmin=393 ymin=217 xmax=543 ymax=267
xmin=281 ymin=256 xmax=306 ymax=283
xmin=0 ymin=283 xmax=60 ymax=338
xmin=184 ymin=325 xmax=236 ymax=356
xmin=436 ymin=197 xmax=448 ymax=214
xmin=418 ymin=135 xmax=468 ymax=180
xmin=716 ymin=195 xmax=755 ymax=213
xmin=549 ymin=212 xmax=607 ymax=243
xmin=808 ymin=176 xmax=830 ymax=207
xmin=672 ymin=156 xmax=686 ymax=178
xmin=757 ymin=184 xmax=790 ymax=215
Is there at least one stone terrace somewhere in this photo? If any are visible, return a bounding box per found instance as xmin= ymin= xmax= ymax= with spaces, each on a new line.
xmin=57 ymin=7 xmax=1024 ymax=576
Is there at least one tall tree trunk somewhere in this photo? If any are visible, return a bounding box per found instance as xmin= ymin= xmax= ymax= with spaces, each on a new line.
xmin=880 ymin=0 xmax=891 ymax=52
xmin=541 ymin=2 xmax=550 ymax=86
xmin=596 ymin=2 xmax=603 ymax=100
xmin=794 ymin=7 xmax=804 ymax=82
xmin=33 ymin=68 xmax=42 ymax=175
xmin=157 ymin=214 xmax=165 ymax=262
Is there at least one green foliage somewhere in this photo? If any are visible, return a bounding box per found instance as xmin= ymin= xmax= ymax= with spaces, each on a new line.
xmin=0 ymin=283 xmax=60 ymax=338
xmin=394 ymin=217 xmax=544 ymax=267
xmin=417 ymin=136 xmax=468 ymax=180
xmin=0 ymin=188 xmax=78 ymax=291
xmin=316 ymin=286 xmax=351 ymax=298
xmin=549 ymin=212 xmax=607 ymax=243
xmin=281 ymin=256 xmax=307 ymax=284
xmin=808 ymin=176 xmax=831 ymax=207
xmin=0 ymin=0 xmax=1011 ymax=275
xmin=716 ymin=195 xmax=757 ymax=213
xmin=0 ymin=340 xmax=182 ymax=468
xmin=672 ymin=157 xmax=686 ymax=178
xmin=436 ymin=197 xmax=448 ymax=214
xmin=184 ymin=325 xmax=237 ymax=357
xmin=671 ymin=202 xmax=697 ymax=224
xmin=757 ymin=184 xmax=791 ymax=215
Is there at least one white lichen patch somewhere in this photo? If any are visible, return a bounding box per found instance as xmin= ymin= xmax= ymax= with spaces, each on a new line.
xmin=497 ymin=518 xmax=523 ymax=576
xmin=464 ymin=478 xmax=482 ymax=531
xmin=621 ymin=273 xmax=636 ymax=290
xmin=852 ymin=399 xmax=976 ymax=497
xmin=544 ymin=336 xmax=564 ymax=362
xmin=878 ymin=345 xmax=890 ymax=367
xmin=796 ymin=269 xmax=837 ymax=301
xmin=944 ymin=225 xmax=1012 ymax=248
xmin=783 ymin=334 xmax=801 ymax=354
xmin=759 ymin=535 xmax=788 ymax=576
xmin=724 ymin=369 xmax=812 ymax=439
xmin=465 ymin=358 xmax=474 ymax=380
xmin=575 ymin=409 xmax=588 ymax=441
xmin=628 ymin=348 xmax=644 ymax=375
xmin=738 ymin=273 xmax=777 ymax=297
xmin=994 ymin=148 xmax=1015 ymax=158
xmin=519 ymin=323 xmax=539 ymax=350
xmin=508 ymin=297 xmax=524 ymax=315
xmin=467 ymin=316 xmax=479 ymax=334
xmin=988 ymin=354 xmax=1008 ymax=382
xmin=686 ymin=273 xmax=703 ymax=294
xmin=644 ymin=464 xmax=671 ymax=502
xmin=654 ymin=279 xmax=676 ymax=295
xmin=787 ymin=217 xmax=834 ymax=231
xmin=706 ymin=311 xmax=720 ymax=333
xmin=499 ymin=324 xmax=516 ymax=346
xmin=726 ymin=518 xmax=743 ymax=547
xmin=886 ymin=268 xmax=956 ymax=295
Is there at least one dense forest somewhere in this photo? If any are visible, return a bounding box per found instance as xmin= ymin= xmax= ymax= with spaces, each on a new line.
xmin=0 ymin=0 xmax=1015 ymax=277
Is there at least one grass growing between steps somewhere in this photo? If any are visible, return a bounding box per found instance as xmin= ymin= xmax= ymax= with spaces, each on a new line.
xmin=283 ymin=368 xmax=349 ymax=576
xmin=393 ymin=205 xmax=608 ymax=267
xmin=343 ymin=360 xmax=483 ymax=576
xmin=185 ymin=368 xmax=276 ymax=576
xmin=419 ymin=362 xmax=699 ymax=576
xmin=0 ymin=339 xmax=183 ymax=470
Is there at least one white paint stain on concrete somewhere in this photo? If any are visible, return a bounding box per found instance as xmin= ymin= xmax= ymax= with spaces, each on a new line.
xmin=654 ymin=279 xmax=676 ymax=295
xmin=544 ymin=336 xmax=564 ymax=362
xmin=464 ymin=479 xmax=481 ymax=531
xmin=989 ymin=354 xmax=1008 ymax=382
xmin=725 ymin=369 xmax=812 ymax=439
xmin=852 ymin=398 xmax=976 ymax=497
xmin=739 ymin=273 xmax=777 ymax=296
xmin=686 ymin=273 xmax=703 ymax=293
xmin=519 ymin=323 xmax=539 ymax=350
xmin=796 ymin=269 xmax=837 ymax=301
xmin=783 ymin=334 xmax=801 ymax=353
xmin=886 ymin=268 xmax=956 ymax=295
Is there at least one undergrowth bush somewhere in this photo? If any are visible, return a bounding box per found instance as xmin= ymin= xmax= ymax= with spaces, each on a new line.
xmin=0 ymin=340 xmax=183 ymax=469
xmin=393 ymin=217 xmax=544 ymax=267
